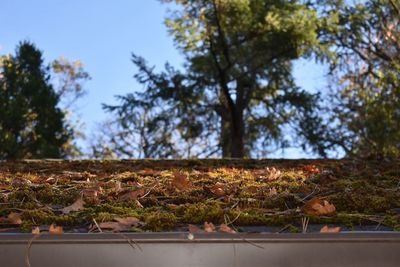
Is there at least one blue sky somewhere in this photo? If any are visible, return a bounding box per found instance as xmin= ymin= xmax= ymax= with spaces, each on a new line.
xmin=0 ymin=0 xmax=327 ymax=158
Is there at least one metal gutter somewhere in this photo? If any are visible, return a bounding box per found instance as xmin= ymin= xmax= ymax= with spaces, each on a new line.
xmin=1 ymin=232 xmax=400 ymax=267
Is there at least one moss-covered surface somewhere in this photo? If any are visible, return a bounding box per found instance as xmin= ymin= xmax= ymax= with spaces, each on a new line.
xmin=0 ymin=159 xmax=399 ymax=232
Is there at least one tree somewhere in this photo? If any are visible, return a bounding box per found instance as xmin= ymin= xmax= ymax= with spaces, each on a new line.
xmin=0 ymin=41 xmax=73 ymax=159
xmin=103 ymin=0 xmax=326 ymax=158
xmin=51 ymin=57 xmax=91 ymax=158
xmin=310 ymin=0 xmax=400 ymax=158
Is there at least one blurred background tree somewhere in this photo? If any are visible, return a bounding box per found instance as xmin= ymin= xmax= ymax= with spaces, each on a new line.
xmin=305 ymin=0 xmax=400 ymax=158
xmin=100 ymin=0 xmax=329 ymax=158
xmin=0 ymin=41 xmax=90 ymax=159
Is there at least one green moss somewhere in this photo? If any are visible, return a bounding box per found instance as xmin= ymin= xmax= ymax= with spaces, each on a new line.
xmin=175 ymin=201 xmax=224 ymax=224
xmin=84 ymin=203 xmax=139 ymax=221
xmin=22 ymin=209 xmax=80 ymax=226
xmin=143 ymin=212 xmax=177 ymax=231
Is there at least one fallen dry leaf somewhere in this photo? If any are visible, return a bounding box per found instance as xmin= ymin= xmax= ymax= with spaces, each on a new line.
xmin=62 ymin=198 xmax=85 ymax=214
xmin=114 ymin=181 xmax=122 ymax=193
xmin=210 ymin=182 xmax=225 ymax=197
xmin=320 ymin=225 xmax=341 ymax=233
xmin=303 ymin=198 xmax=336 ymax=216
xmin=303 ymin=164 xmax=320 ymax=175
xmin=204 ymin=222 xmax=216 ymax=233
xmin=98 ymin=217 xmax=142 ymax=232
xmin=82 ymin=188 xmax=100 ymax=204
xmin=118 ymin=188 xmax=145 ymax=201
xmin=266 ymin=167 xmax=281 ymax=180
xmin=49 ymin=224 xmax=64 ymax=234
xmin=268 ymin=187 xmax=278 ymax=197
xmin=31 ymin=226 xmax=40 ymax=235
xmin=172 ymin=171 xmax=192 ymax=191
xmin=188 ymin=224 xmax=201 ymax=233
xmin=7 ymin=212 xmax=22 ymax=225
xmin=218 ymin=224 xmax=236 ymax=234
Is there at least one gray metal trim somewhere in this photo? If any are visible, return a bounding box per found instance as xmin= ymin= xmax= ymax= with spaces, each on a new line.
xmin=0 ymin=233 xmax=399 ymax=267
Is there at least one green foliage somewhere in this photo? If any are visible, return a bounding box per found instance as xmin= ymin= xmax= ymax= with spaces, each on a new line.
xmin=0 ymin=41 xmax=73 ymax=159
xmin=101 ymin=0 xmax=326 ymax=158
xmin=307 ymin=0 xmax=400 ymax=158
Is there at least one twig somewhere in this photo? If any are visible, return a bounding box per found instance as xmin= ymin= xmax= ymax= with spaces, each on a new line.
xmin=25 ymin=234 xmax=41 ymax=267
xmin=276 ymin=224 xmax=291 ymax=233
xmin=302 ymin=217 xmax=309 ymax=234
xmin=92 ymin=218 xmax=102 ymax=233
xmin=114 ymin=232 xmax=143 ymax=252
xmin=300 ymin=185 xmax=319 ymax=202
xmin=139 ymin=184 xmax=157 ymax=199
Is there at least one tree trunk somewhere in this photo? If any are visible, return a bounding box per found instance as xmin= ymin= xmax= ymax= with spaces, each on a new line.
xmin=230 ymin=108 xmax=245 ymax=158
xmin=221 ymin=117 xmax=231 ymax=157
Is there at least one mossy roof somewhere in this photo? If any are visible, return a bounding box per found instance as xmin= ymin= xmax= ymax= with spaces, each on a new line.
xmin=0 ymin=159 xmax=399 ymax=233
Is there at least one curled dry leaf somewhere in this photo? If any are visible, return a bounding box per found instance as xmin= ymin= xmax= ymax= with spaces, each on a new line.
xmin=7 ymin=212 xmax=22 ymax=225
xmin=303 ymin=198 xmax=336 ymax=216
xmin=118 ymin=188 xmax=145 ymax=201
xmin=268 ymin=187 xmax=278 ymax=197
xmin=98 ymin=217 xmax=143 ymax=232
xmin=320 ymin=225 xmax=341 ymax=233
xmin=303 ymin=164 xmax=320 ymax=175
xmin=114 ymin=181 xmax=122 ymax=193
xmin=172 ymin=171 xmax=192 ymax=191
xmin=266 ymin=167 xmax=281 ymax=181
xmin=62 ymin=198 xmax=85 ymax=214
xmin=49 ymin=224 xmax=64 ymax=234
xmin=188 ymin=224 xmax=201 ymax=233
xmin=218 ymin=224 xmax=236 ymax=234
xmin=204 ymin=222 xmax=216 ymax=233
xmin=210 ymin=182 xmax=225 ymax=197
xmin=31 ymin=226 xmax=40 ymax=235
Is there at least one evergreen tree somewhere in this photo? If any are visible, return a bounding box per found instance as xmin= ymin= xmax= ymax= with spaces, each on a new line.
xmin=103 ymin=0 xmax=327 ymax=158
xmin=0 ymin=41 xmax=72 ymax=159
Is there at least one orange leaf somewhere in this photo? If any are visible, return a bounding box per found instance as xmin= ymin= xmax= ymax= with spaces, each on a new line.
xmin=210 ymin=182 xmax=225 ymax=197
xmin=49 ymin=224 xmax=64 ymax=234
xmin=303 ymin=198 xmax=336 ymax=216
xmin=32 ymin=226 xmax=41 ymax=235
xmin=303 ymin=164 xmax=320 ymax=175
xmin=266 ymin=167 xmax=281 ymax=180
xmin=320 ymin=225 xmax=341 ymax=233
xmin=7 ymin=212 xmax=22 ymax=225
xmin=172 ymin=171 xmax=192 ymax=191
xmin=188 ymin=224 xmax=201 ymax=233
xmin=62 ymin=198 xmax=85 ymax=214
xmin=218 ymin=224 xmax=236 ymax=234
xmin=204 ymin=222 xmax=216 ymax=233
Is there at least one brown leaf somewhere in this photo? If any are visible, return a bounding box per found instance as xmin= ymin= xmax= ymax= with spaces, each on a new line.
xmin=320 ymin=225 xmax=341 ymax=233
xmin=82 ymin=188 xmax=100 ymax=204
xmin=114 ymin=181 xmax=122 ymax=193
xmin=268 ymin=187 xmax=278 ymax=197
xmin=7 ymin=212 xmax=22 ymax=225
xmin=114 ymin=217 xmax=141 ymax=226
xmin=99 ymin=217 xmax=142 ymax=232
xmin=31 ymin=226 xmax=40 ymax=235
xmin=49 ymin=224 xmax=64 ymax=234
xmin=204 ymin=222 xmax=216 ymax=233
xmin=172 ymin=171 xmax=192 ymax=191
xmin=210 ymin=182 xmax=225 ymax=197
xmin=303 ymin=164 xmax=320 ymax=175
xmin=303 ymin=198 xmax=336 ymax=216
xmin=218 ymin=224 xmax=236 ymax=234
xmin=188 ymin=224 xmax=201 ymax=233
xmin=266 ymin=167 xmax=281 ymax=180
xmin=62 ymin=198 xmax=85 ymax=214
xmin=118 ymin=188 xmax=145 ymax=201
